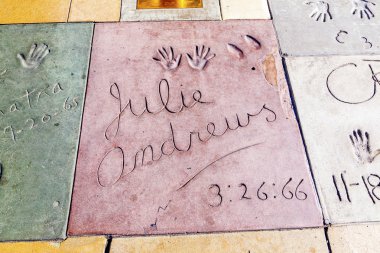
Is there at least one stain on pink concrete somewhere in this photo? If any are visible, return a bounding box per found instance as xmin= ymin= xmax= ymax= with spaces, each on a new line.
xmin=68 ymin=21 xmax=323 ymax=236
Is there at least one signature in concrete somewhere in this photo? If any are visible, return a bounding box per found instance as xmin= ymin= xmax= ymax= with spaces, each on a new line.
xmin=0 ymin=83 xmax=64 ymax=116
xmin=326 ymin=59 xmax=380 ymax=104
xmin=97 ymin=99 xmax=276 ymax=187
xmin=17 ymin=44 xmax=50 ymax=70
xmin=104 ymin=79 xmax=212 ymax=140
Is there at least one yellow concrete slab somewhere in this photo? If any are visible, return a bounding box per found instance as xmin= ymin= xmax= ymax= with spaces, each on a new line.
xmin=329 ymin=224 xmax=380 ymax=253
xmin=69 ymin=0 xmax=121 ymax=22
xmin=111 ymin=229 xmax=328 ymax=253
xmin=0 ymin=0 xmax=71 ymax=24
xmin=0 ymin=237 xmax=107 ymax=253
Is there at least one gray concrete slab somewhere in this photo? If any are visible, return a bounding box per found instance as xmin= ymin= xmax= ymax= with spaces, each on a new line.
xmin=269 ymin=0 xmax=380 ymax=56
xmin=286 ymin=55 xmax=380 ymax=224
xmin=0 ymin=23 xmax=93 ymax=241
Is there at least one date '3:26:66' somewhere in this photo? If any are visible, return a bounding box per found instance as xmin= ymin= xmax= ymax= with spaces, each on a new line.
xmin=207 ymin=178 xmax=308 ymax=207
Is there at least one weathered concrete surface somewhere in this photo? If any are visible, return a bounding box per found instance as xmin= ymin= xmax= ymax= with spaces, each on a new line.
xmin=221 ymin=0 xmax=271 ymax=20
xmin=0 ymin=23 xmax=93 ymax=241
xmin=286 ymin=56 xmax=380 ymax=224
xmin=68 ymin=21 xmax=322 ymax=236
xmin=121 ymin=0 xmax=221 ymax=21
xmin=111 ymin=229 xmax=328 ymax=253
xmin=0 ymin=237 xmax=107 ymax=253
xmin=329 ymin=223 xmax=380 ymax=253
xmin=269 ymin=0 xmax=380 ymax=56
xmin=0 ymin=0 xmax=71 ymax=24
xmin=69 ymin=0 xmax=121 ymax=22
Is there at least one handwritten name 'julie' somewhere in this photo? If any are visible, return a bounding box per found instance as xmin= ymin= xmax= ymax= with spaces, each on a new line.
xmin=105 ymin=79 xmax=211 ymax=140
xmin=97 ymin=79 xmax=277 ymax=187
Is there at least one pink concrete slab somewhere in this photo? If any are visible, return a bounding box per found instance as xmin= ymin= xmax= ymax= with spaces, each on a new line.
xmin=68 ymin=21 xmax=323 ymax=236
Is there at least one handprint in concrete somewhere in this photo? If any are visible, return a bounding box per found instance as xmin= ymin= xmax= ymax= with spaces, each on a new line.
xmin=351 ymin=0 xmax=376 ymax=20
xmin=349 ymin=129 xmax=380 ymax=164
xmin=186 ymin=45 xmax=216 ymax=71
xmin=153 ymin=47 xmax=182 ymax=71
xmin=17 ymin=43 xmax=50 ymax=70
xmin=304 ymin=1 xmax=333 ymax=22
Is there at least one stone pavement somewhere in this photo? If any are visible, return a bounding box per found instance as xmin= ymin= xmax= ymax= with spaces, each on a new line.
xmin=0 ymin=0 xmax=379 ymax=252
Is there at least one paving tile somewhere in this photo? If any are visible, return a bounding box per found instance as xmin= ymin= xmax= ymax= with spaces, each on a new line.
xmin=328 ymin=223 xmax=380 ymax=253
xmin=0 ymin=23 xmax=93 ymax=241
xmin=221 ymin=0 xmax=271 ymax=20
xmin=69 ymin=0 xmax=121 ymax=22
xmin=0 ymin=0 xmax=71 ymax=24
xmin=121 ymin=0 xmax=221 ymax=21
xmin=68 ymin=20 xmax=323 ymax=236
xmin=268 ymin=0 xmax=380 ymax=56
xmin=111 ymin=229 xmax=329 ymax=253
xmin=0 ymin=236 xmax=107 ymax=253
xmin=286 ymin=56 xmax=380 ymax=224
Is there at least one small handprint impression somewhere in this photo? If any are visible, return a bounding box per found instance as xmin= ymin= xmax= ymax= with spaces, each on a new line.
xmin=17 ymin=43 xmax=50 ymax=70
xmin=351 ymin=0 xmax=375 ymax=19
xmin=304 ymin=1 xmax=332 ymax=22
xmin=153 ymin=47 xmax=182 ymax=71
xmin=349 ymin=129 xmax=380 ymax=164
xmin=186 ymin=45 xmax=216 ymax=71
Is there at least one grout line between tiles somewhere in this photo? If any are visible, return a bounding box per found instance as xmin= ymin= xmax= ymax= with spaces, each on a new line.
xmin=324 ymin=227 xmax=333 ymax=253
xmin=280 ymin=57 xmax=326 ymax=224
xmin=104 ymin=235 xmax=112 ymax=253
xmin=120 ymin=0 xmax=123 ymax=22
xmin=218 ymin=0 xmax=223 ymax=20
xmin=67 ymin=0 xmax=74 ymax=22
xmin=65 ymin=22 xmax=96 ymax=238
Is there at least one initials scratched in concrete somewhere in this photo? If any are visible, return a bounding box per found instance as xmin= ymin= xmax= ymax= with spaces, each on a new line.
xmin=269 ymin=0 xmax=380 ymax=56
xmin=0 ymin=23 xmax=93 ymax=241
xmin=286 ymin=56 xmax=380 ymax=224
xmin=68 ymin=21 xmax=323 ymax=236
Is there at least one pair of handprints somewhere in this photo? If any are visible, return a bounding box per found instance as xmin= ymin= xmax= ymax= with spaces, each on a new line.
xmin=305 ymin=0 xmax=376 ymax=22
xmin=152 ymin=45 xmax=216 ymax=71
